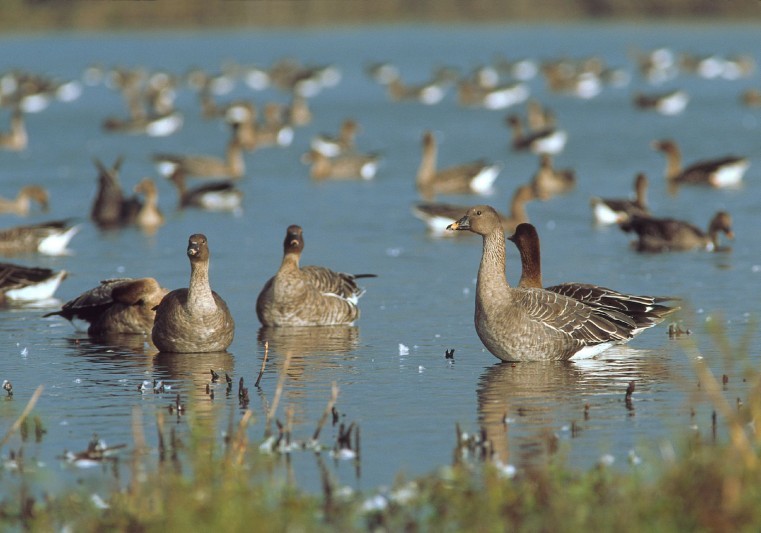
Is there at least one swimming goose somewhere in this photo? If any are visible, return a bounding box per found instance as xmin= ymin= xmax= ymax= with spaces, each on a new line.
xmin=151 ymin=234 xmax=235 ymax=353
xmin=0 ymin=262 xmax=66 ymax=303
xmin=447 ymin=205 xmax=635 ymax=362
xmin=256 ymin=225 xmax=374 ymax=327
xmin=0 ymin=107 xmax=28 ymax=151
xmin=0 ymin=219 xmax=80 ymax=256
xmin=133 ymin=178 xmax=164 ymax=232
xmin=310 ymin=119 xmax=359 ymax=157
xmin=412 ymin=184 xmax=535 ymax=236
xmin=44 ymin=277 xmax=168 ymax=335
xmin=651 ymin=139 xmax=749 ymax=192
xmin=508 ymin=222 xmax=678 ymax=338
xmin=152 ymin=122 xmax=245 ymax=180
xmin=530 ymin=154 xmax=576 ymax=200
xmin=167 ymin=170 xmax=243 ymax=212
xmin=90 ymin=157 xmax=141 ymax=229
xmin=619 ymin=211 xmax=734 ymax=253
xmin=302 ymin=149 xmax=381 ymax=181
xmin=416 ymin=130 xmax=501 ymax=200
xmin=0 ymin=185 xmax=49 ymax=216
xmin=589 ymin=173 xmax=650 ymax=225
xmin=633 ymin=89 xmax=689 ymax=116
xmin=505 ymin=114 xmax=567 ymax=155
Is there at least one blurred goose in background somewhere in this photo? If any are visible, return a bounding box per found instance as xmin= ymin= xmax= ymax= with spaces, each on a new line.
xmin=0 ymin=107 xmax=28 ymax=151
xmin=633 ymin=89 xmax=689 ymax=116
xmin=90 ymin=157 xmax=141 ymax=229
xmin=285 ymin=94 xmax=312 ymax=127
xmin=525 ymin=99 xmax=556 ymax=131
xmin=740 ymin=88 xmax=761 ymax=107
xmin=590 ymin=172 xmax=650 ymax=225
xmin=152 ymin=234 xmax=235 ymax=353
xmin=251 ymin=102 xmax=294 ymax=149
xmin=0 ymin=262 xmax=66 ymax=303
xmin=530 ymin=154 xmax=576 ymax=200
xmin=167 ymin=170 xmax=243 ymax=212
xmin=446 ymin=205 xmax=636 ymax=362
xmin=619 ymin=211 xmax=734 ymax=253
xmin=256 ymin=225 xmax=375 ymax=327
xmin=456 ymin=71 xmax=529 ymax=110
xmin=508 ymin=222 xmax=678 ymax=337
xmin=383 ymin=68 xmax=455 ymax=105
xmin=302 ymin=149 xmax=381 ymax=181
xmin=310 ymin=118 xmax=359 ymax=157
xmin=133 ymin=178 xmax=164 ymax=233
xmin=651 ymin=139 xmax=749 ymax=193
xmin=44 ymin=277 xmax=168 ymax=335
xmin=505 ymin=114 xmax=567 ymax=155
xmin=0 ymin=185 xmax=49 ymax=216
xmin=0 ymin=219 xmax=80 ymax=256
xmin=412 ymin=183 xmax=535 ymax=236
xmin=152 ymin=122 xmax=246 ymax=180
xmin=416 ymin=130 xmax=501 ymax=200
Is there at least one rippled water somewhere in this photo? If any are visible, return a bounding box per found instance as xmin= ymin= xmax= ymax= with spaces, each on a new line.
xmin=1 ymin=23 xmax=760 ymax=495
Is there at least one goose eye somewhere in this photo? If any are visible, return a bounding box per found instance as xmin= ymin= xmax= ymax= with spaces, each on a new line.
xmin=476 ymin=210 xmax=481 ymax=215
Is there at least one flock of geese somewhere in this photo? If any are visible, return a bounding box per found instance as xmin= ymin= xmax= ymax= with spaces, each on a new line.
xmin=0 ymin=43 xmax=757 ymax=362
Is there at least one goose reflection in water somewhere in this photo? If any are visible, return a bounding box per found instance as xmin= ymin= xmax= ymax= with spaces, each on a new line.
xmin=476 ymin=346 xmax=671 ymax=468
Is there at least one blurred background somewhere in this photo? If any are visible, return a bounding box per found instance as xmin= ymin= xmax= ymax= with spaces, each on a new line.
xmin=3 ymin=0 xmax=760 ymax=32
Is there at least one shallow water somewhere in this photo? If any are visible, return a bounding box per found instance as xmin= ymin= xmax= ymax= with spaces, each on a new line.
xmin=1 ymin=23 xmax=760 ymax=495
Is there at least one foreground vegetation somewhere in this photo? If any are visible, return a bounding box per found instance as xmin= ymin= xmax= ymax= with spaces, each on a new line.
xmin=1 ymin=326 xmax=760 ymax=531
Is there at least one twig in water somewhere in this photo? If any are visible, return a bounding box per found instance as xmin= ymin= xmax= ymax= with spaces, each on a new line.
xmin=265 ymin=350 xmax=292 ymax=437
xmin=625 ymin=381 xmax=635 ymax=411
xmin=255 ymin=341 xmax=270 ymax=388
xmin=0 ymin=385 xmax=43 ymax=450
xmin=313 ymin=381 xmax=339 ymax=442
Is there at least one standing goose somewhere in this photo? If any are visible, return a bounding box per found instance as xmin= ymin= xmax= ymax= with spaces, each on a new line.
xmin=619 ymin=211 xmax=734 ymax=253
xmin=256 ymin=225 xmax=374 ymax=327
xmin=412 ymin=183 xmax=535 ymax=236
xmin=44 ymin=277 xmax=168 ymax=336
xmin=589 ymin=172 xmax=650 ymax=225
xmin=0 ymin=262 xmax=66 ymax=303
xmin=416 ymin=130 xmax=501 ymax=200
xmin=651 ymin=139 xmax=749 ymax=193
xmin=152 ymin=234 xmax=235 ymax=353
xmin=0 ymin=185 xmax=49 ymax=216
xmin=508 ymin=223 xmax=678 ymax=338
xmin=447 ymin=205 xmax=636 ymax=362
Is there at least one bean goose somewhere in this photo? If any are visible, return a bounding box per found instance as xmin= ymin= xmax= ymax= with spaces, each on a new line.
xmin=44 ymin=277 xmax=168 ymax=336
xmin=0 ymin=185 xmax=49 ymax=216
xmin=651 ymin=139 xmax=749 ymax=193
xmin=90 ymin=157 xmax=142 ymax=229
xmin=0 ymin=262 xmax=66 ymax=303
xmin=508 ymin=222 xmax=678 ymax=338
xmin=0 ymin=219 xmax=80 ymax=256
xmin=256 ymin=225 xmax=375 ymax=327
xmin=416 ymin=130 xmax=501 ymax=200
xmin=133 ymin=177 xmax=164 ymax=232
xmin=168 ymin=170 xmax=243 ymax=212
xmin=447 ymin=205 xmax=636 ymax=362
xmin=505 ymin=114 xmax=567 ymax=155
xmin=619 ymin=211 xmax=734 ymax=253
xmin=0 ymin=107 xmax=28 ymax=151
xmin=412 ymin=183 xmax=535 ymax=236
xmin=302 ymin=149 xmax=381 ymax=181
xmin=310 ymin=118 xmax=359 ymax=157
xmin=589 ymin=172 xmax=650 ymax=225
xmin=530 ymin=154 xmax=575 ymax=200
xmin=151 ymin=234 xmax=235 ymax=353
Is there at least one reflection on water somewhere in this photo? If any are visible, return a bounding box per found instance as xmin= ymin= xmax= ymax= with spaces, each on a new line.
xmin=477 ymin=346 xmax=673 ymax=467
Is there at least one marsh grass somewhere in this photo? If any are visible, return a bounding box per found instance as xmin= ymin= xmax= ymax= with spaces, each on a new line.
xmin=2 ymin=322 xmax=761 ymax=531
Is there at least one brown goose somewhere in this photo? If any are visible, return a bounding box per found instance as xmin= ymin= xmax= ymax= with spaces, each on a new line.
xmin=310 ymin=118 xmax=359 ymax=157
xmin=508 ymin=222 xmax=678 ymax=338
xmin=302 ymin=149 xmax=381 ymax=181
xmin=505 ymin=114 xmax=567 ymax=155
xmin=0 ymin=107 xmax=28 ymax=151
xmin=530 ymin=154 xmax=576 ymax=200
xmin=151 ymin=234 xmax=235 ymax=353
xmin=256 ymin=225 xmax=374 ymax=327
xmin=619 ymin=211 xmax=734 ymax=253
xmin=651 ymin=139 xmax=749 ymax=193
xmin=152 ymin=122 xmax=245 ymax=180
xmin=0 ymin=262 xmax=66 ymax=303
xmin=416 ymin=130 xmax=501 ymax=200
xmin=0 ymin=185 xmax=49 ymax=216
xmin=412 ymin=183 xmax=535 ymax=236
xmin=589 ymin=172 xmax=650 ymax=225
xmin=90 ymin=157 xmax=142 ymax=229
xmin=447 ymin=205 xmax=636 ymax=362
xmin=133 ymin=178 xmax=164 ymax=233
xmin=44 ymin=277 xmax=167 ymax=335
xmin=0 ymin=219 xmax=80 ymax=256
xmin=167 ymin=170 xmax=243 ymax=212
